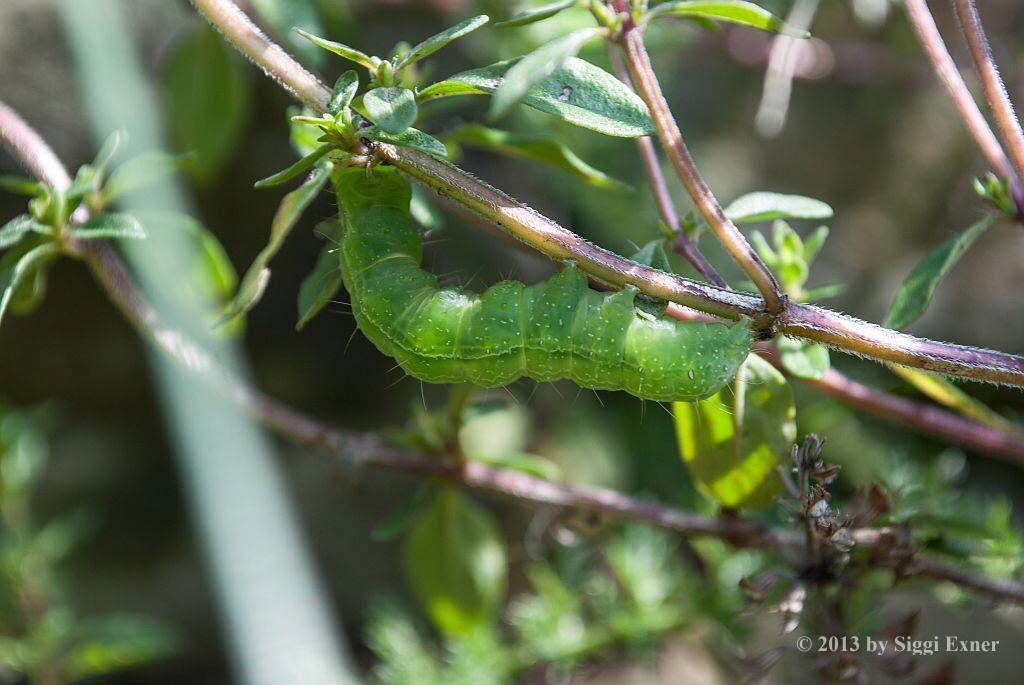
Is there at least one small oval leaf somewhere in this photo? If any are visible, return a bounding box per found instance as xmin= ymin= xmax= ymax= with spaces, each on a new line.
xmin=403 ymin=488 xmax=506 ymax=636
xmin=364 ymin=87 xmax=418 ymax=134
xmin=725 ymin=192 xmax=833 ymax=224
xmin=329 ymin=70 xmax=360 ymax=115
xmin=673 ymin=354 xmax=795 ymax=508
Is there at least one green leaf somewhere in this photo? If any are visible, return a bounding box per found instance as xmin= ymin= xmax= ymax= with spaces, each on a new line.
xmin=364 ymin=87 xmax=418 ymax=134
xmin=65 ymin=614 xmax=182 ymax=679
xmin=92 ymin=129 xmax=128 ymax=174
xmin=249 ymin=0 xmax=326 ymax=67
xmin=66 ymin=165 xmax=103 ymax=204
xmin=296 ymin=219 xmax=343 ymax=330
xmin=750 ymin=229 xmax=777 ymax=266
xmin=647 ymin=1 xmax=800 ymax=35
xmin=396 ymin=15 xmax=490 ymax=70
xmin=724 ymin=191 xmax=833 ymax=224
xmin=883 ymin=214 xmax=998 ymax=330
xmin=104 ymin=152 xmax=188 ymax=202
xmin=220 ymin=164 xmax=330 ymax=324
xmin=404 ymin=488 xmax=506 ymax=637
xmin=421 ymin=56 xmax=654 ymax=137
xmin=164 ymin=23 xmax=251 ymax=185
xmin=447 ymin=124 xmax=630 ymax=190
xmin=71 ymin=213 xmax=147 ymax=241
xmin=776 ymin=335 xmax=830 ymax=380
xmin=293 ymin=28 xmax=377 ymax=69
xmin=0 ymin=243 xmax=58 ymax=327
xmin=802 ymin=225 xmax=829 ymax=263
xmin=771 ymin=219 xmax=807 ymax=287
xmin=0 ymin=215 xmax=47 ymax=250
xmin=254 ymin=144 xmax=336 ymax=188
xmin=489 ymin=28 xmax=605 ymax=121
xmin=889 ymin=365 xmax=1019 ymax=433
xmin=0 ymin=176 xmax=40 ymax=196
xmin=7 ymin=248 xmax=50 ymax=317
xmin=329 ymin=70 xmax=360 ymax=114
xmin=673 ymin=354 xmax=795 ymax=508
xmin=495 ymin=0 xmax=577 ymax=28
xmin=362 ymin=125 xmax=448 ymax=158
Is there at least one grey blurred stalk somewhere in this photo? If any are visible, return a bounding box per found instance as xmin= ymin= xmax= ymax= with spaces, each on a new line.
xmin=58 ymin=1 xmax=354 ymax=682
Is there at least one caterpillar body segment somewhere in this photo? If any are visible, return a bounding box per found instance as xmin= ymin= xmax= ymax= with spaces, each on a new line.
xmin=335 ymin=167 xmax=754 ymax=401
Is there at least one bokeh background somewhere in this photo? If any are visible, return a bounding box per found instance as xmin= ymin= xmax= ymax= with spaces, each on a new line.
xmin=2 ymin=0 xmax=1024 ymax=682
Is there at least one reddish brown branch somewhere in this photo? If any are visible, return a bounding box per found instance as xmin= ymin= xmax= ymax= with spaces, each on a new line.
xmin=605 ymin=46 xmax=728 ymax=288
xmin=903 ymin=0 xmax=1024 ymax=209
xmin=951 ymin=0 xmax=1024 ymax=199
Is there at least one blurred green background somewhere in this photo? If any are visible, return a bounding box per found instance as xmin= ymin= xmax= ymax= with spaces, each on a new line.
xmin=3 ymin=0 xmax=1024 ymax=682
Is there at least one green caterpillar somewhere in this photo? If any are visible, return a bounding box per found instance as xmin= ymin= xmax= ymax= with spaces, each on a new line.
xmin=335 ymin=167 xmax=754 ymax=401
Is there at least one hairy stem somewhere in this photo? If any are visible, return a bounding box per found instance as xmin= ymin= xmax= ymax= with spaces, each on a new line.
xmin=187 ymin=0 xmax=1024 ymax=388
xmin=951 ymin=0 xmax=1024 ymax=199
xmin=2 ymin=100 xmax=1023 ymax=607
xmin=903 ymin=0 xmax=1024 ymax=208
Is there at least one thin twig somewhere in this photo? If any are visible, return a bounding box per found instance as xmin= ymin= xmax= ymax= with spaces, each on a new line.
xmin=2 ymin=102 xmax=1023 ymax=607
xmin=951 ymin=0 xmax=1024 ymax=203
xmin=188 ymin=0 xmax=1024 ymax=389
xmin=605 ymin=46 xmax=728 ymax=287
xmin=903 ymin=0 xmax=1023 ymax=208
xmin=616 ymin=25 xmax=785 ymax=315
